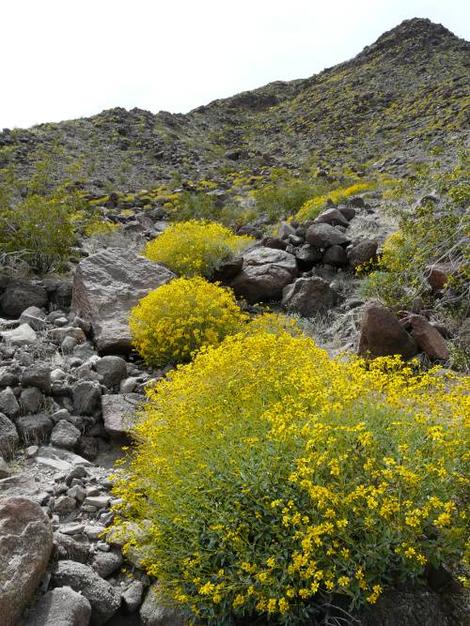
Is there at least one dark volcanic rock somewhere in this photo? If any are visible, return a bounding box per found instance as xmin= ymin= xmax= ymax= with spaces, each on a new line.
xmin=358 ymin=303 xmax=418 ymax=358
xmin=282 ymin=276 xmax=338 ymax=316
xmin=0 ymin=281 xmax=48 ymax=318
xmin=23 ymin=586 xmax=92 ymax=626
xmin=230 ymin=247 xmax=298 ymax=303
xmin=305 ymin=223 xmax=351 ymax=248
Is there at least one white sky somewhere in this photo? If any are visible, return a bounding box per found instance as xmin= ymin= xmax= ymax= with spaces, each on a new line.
xmin=1 ymin=0 xmax=469 ymax=129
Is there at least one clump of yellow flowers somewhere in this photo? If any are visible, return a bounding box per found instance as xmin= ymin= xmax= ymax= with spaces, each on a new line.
xmin=129 ymin=277 xmax=248 ymax=366
xmin=110 ymin=328 xmax=469 ymax=624
xmin=144 ymin=219 xmax=254 ymax=278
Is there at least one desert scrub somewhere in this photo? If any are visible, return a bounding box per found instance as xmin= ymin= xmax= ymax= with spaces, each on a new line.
xmin=129 ymin=276 xmax=248 ymax=366
xmin=144 ymin=220 xmax=253 ymax=278
xmin=252 ymin=174 xmax=325 ymax=222
xmin=110 ymin=330 xmax=469 ymax=625
xmin=362 ymin=156 xmax=469 ymax=317
xmin=295 ymin=182 xmax=373 ymax=222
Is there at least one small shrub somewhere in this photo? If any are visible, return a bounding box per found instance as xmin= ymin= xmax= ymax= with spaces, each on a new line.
xmin=111 ymin=330 xmax=469 ymax=624
xmin=129 ymin=276 xmax=248 ymax=366
xmin=144 ymin=220 xmax=254 ymax=278
xmin=253 ymin=177 xmax=322 ymax=222
xmin=295 ymin=182 xmax=373 ymax=222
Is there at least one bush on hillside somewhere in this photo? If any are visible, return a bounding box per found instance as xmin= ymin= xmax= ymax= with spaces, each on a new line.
xmin=110 ymin=329 xmax=469 ymax=625
xmin=362 ymin=156 xmax=469 ymax=319
xmin=129 ymin=276 xmax=248 ymax=366
xmin=253 ymin=176 xmax=322 ymax=222
xmin=144 ymin=220 xmax=254 ymax=278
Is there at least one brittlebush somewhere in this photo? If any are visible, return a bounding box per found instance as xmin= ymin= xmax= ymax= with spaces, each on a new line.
xmin=129 ymin=277 xmax=247 ymax=367
xmin=144 ymin=220 xmax=254 ymax=278
xmin=110 ymin=329 xmax=469 ymax=625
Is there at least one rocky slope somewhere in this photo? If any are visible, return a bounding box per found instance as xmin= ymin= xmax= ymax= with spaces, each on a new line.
xmin=0 ymin=18 xmax=468 ymax=192
xmin=0 ymin=16 xmax=469 ymax=626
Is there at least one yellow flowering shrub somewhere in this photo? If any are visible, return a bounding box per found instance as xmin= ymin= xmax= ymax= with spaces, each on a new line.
xmin=110 ymin=330 xmax=469 ymax=624
xmin=129 ymin=277 xmax=247 ymax=366
xmin=144 ymin=220 xmax=254 ymax=278
xmin=295 ymin=182 xmax=373 ymax=222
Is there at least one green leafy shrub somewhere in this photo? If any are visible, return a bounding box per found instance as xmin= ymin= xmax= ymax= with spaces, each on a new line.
xmin=111 ymin=329 xmax=469 ymax=625
xmin=129 ymin=276 xmax=248 ymax=366
xmin=144 ymin=220 xmax=254 ymax=278
xmin=253 ymin=175 xmax=325 ymax=222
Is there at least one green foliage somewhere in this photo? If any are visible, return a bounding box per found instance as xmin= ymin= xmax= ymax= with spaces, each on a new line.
xmin=129 ymin=276 xmax=248 ymax=367
xmin=252 ymin=173 xmax=326 ymax=222
xmin=362 ymin=156 xmax=469 ymax=318
xmin=144 ymin=220 xmax=254 ymax=278
xmin=295 ymin=182 xmax=374 ymax=222
xmin=110 ymin=329 xmax=469 ymax=624
xmin=0 ymin=157 xmax=85 ymax=272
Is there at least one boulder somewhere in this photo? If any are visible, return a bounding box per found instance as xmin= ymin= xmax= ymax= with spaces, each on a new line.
xmin=322 ymin=244 xmax=348 ymax=267
xmin=406 ymin=314 xmax=449 ymax=361
xmin=0 ymin=497 xmax=53 ymax=626
xmin=361 ymin=589 xmax=457 ymax=626
xmin=314 ymin=207 xmax=350 ymax=227
xmin=50 ymin=420 xmax=81 ymax=450
xmin=122 ymin=580 xmax=145 ymax=613
xmin=0 ymin=282 xmax=48 ymax=318
xmin=52 ymin=560 xmax=121 ymax=625
xmin=101 ymin=393 xmax=141 ymax=438
xmin=21 ymin=365 xmax=52 ymax=394
xmin=23 ymin=586 xmax=92 ymax=626
xmin=426 ymin=264 xmax=449 ymax=291
xmin=230 ymin=247 xmax=298 ymax=303
xmin=0 ymin=386 xmax=20 ymax=418
xmin=71 ymin=249 xmax=175 ymax=354
xmin=0 ymin=412 xmax=19 ymax=459
xmin=140 ymin=584 xmax=185 ymax=626
xmin=358 ymin=303 xmax=418 ymax=359
xmin=347 ymin=240 xmax=378 ymax=268
xmin=20 ymin=387 xmax=45 ymax=414
xmin=282 ymin=277 xmax=338 ymax=316
xmin=19 ymin=306 xmax=47 ymax=331
xmin=305 ymin=223 xmax=350 ymax=248
xmin=0 ymin=323 xmax=37 ymax=346
xmin=295 ymin=244 xmax=323 ymax=270
xmin=95 ymin=356 xmax=127 ymax=390
xmin=73 ymin=381 xmax=102 ymax=416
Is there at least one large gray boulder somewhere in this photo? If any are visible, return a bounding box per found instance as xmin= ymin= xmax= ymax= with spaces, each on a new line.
xmin=52 ymin=560 xmax=121 ymax=625
xmin=305 ymin=223 xmax=351 ymax=248
xmin=23 ymin=586 xmax=92 ymax=626
xmin=230 ymin=247 xmax=298 ymax=303
xmin=101 ymin=393 xmax=141 ymax=438
xmin=0 ymin=497 xmax=53 ymax=626
xmin=282 ymin=277 xmax=338 ymax=316
xmin=71 ymin=249 xmax=175 ymax=354
xmin=358 ymin=303 xmax=418 ymax=359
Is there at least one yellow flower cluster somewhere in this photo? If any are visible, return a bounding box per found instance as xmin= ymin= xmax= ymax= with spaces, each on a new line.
xmin=295 ymin=182 xmax=373 ymax=221
xmin=129 ymin=277 xmax=247 ymax=366
xmin=110 ymin=329 xmax=469 ymax=624
xmin=144 ymin=219 xmax=253 ymax=278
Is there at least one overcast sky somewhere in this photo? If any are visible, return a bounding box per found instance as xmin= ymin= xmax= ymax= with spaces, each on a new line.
xmin=1 ymin=0 xmax=469 ymax=129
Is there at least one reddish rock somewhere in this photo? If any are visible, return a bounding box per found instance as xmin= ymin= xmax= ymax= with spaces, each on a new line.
xmin=406 ymin=314 xmax=449 ymax=360
xmin=358 ymin=303 xmax=418 ymax=358
xmin=347 ymin=240 xmax=378 ymax=268
xmin=426 ymin=265 xmax=449 ymax=291
xmin=0 ymin=497 xmax=53 ymax=626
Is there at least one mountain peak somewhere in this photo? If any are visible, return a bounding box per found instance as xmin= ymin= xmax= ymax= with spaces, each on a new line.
xmin=361 ymin=17 xmax=464 ymax=58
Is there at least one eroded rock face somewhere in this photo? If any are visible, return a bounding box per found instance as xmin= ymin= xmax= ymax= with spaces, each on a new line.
xmin=358 ymin=303 xmax=418 ymax=358
xmin=282 ymin=276 xmax=338 ymax=316
xmin=0 ymin=497 xmax=53 ymax=626
xmin=71 ymin=249 xmax=175 ymax=354
xmin=406 ymin=314 xmax=449 ymax=360
xmin=230 ymin=246 xmax=298 ymax=303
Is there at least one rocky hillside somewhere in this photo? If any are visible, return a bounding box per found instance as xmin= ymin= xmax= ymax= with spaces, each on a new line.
xmin=0 ymin=18 xmax=468 ymax=191
xmin=0 ymin=16 xmax=469 ymax=626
